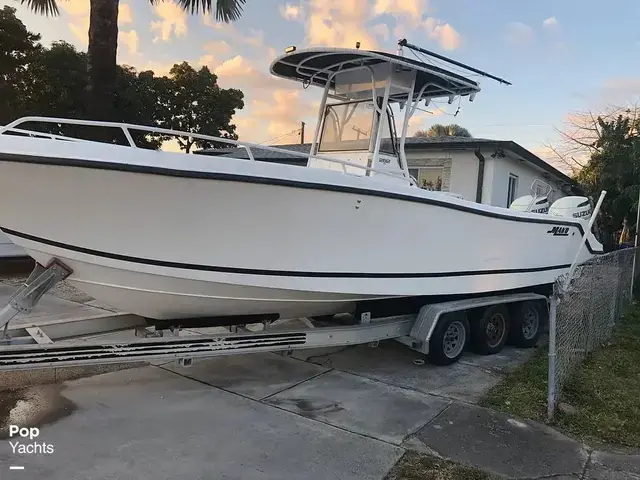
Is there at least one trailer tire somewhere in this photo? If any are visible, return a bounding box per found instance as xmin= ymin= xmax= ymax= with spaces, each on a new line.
xmin=507 ymin=300 xmax=545 ymax=348
xmin=427 ymin=311 xmax=470 ymax=366
xmin=470 ymin=304 xmax=510 ymax=355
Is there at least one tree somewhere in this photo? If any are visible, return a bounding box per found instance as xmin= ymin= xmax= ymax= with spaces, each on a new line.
xmin=0 ymin=14 xmax=245 ymax=150
xmin=414 ymin=123 xmax=472 ymax=138
xmin=20 ymin=0 xmax=247 ymax=122
xmin=544 ymin=102 xmax=640 ymax=176
xmin=574 ymin=113 xmax=640 ymax=241
xmin=158 ymin=62 xmax=244 ymax=153
xmin=0 ymin=6 xmax=41 ymax=125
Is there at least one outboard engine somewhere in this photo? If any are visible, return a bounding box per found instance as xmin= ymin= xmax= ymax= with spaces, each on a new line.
xmin=509 ymin=195 xmax=550 ymax=214
xmin=548 ymin=196 xmax=592 ymax=221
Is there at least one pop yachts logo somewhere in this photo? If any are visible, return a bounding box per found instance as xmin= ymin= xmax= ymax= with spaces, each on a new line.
xmin=7 ymin=426 xmax=55 ymax=455
xmin=547 ymin=226 xmax=570 ymax=236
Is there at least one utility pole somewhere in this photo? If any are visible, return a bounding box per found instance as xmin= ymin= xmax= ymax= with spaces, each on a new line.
xmin=300 ymin=121 xmax=305 ymax=144
xmin=352 ymin=125 xmax=367 ymax=140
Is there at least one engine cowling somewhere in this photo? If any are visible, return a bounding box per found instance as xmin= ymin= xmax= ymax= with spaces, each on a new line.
xmin=509 ymin=195 xmax=550 ymax=214
xmin=548 ymin=196 xmax=592 ymax=220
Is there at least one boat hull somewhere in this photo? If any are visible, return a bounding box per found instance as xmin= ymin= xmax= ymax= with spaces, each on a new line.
xmin=0 ymin=137 xmax=603 ymax=320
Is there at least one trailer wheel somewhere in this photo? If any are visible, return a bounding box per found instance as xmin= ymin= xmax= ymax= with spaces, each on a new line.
xmin=507 ymin=300 xmax=545 ymax=348
xmin=470 ymin=304 xmax=510 ymax=355
xmin=427 ymin=311 xmax=470 ymax=366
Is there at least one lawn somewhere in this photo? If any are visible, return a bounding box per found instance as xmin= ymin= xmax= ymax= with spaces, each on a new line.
xmin=384 ymin=451 xmax=498 ymax=480
xmin=481 ymin=303 xmax=640 ymax=448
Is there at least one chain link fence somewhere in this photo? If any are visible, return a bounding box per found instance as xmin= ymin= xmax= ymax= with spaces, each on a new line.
xmin=547 ymin=247 xmax=640 ymax=418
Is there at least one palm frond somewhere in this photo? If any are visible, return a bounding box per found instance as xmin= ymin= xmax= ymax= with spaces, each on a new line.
xmin=174 ymin=0 xmax=246 ymax=21
xmin=19 ymin=0 xmax=60 ymax=16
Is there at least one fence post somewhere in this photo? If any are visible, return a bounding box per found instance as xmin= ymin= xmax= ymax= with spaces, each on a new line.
xmin=547 ymin=294 xmax=558 ymax=421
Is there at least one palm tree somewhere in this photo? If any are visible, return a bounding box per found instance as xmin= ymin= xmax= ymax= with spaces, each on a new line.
xmin=414 ymin=123 xmax=472 ymax=138
xmin=19 ymin=0 xmax=246 ymax=121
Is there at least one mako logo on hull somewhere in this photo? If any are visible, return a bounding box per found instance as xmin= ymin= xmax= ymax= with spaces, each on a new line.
xmin=547 ymin=226 xmax=570 ymax=237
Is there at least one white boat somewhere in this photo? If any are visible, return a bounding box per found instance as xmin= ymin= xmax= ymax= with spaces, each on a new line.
xmin=0 ymin=40 xmax=604 ymax=322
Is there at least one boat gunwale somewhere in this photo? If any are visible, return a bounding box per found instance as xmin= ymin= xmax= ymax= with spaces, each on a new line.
xmin=0 ymin=151 xmax=604 ymax=256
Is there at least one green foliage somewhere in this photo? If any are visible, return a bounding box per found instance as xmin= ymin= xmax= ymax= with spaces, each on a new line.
xmin=0 ymin=9 xmax=245 ymax=152
xmin=0 ymin=6 xmax=41 ymax=125
xmin=414 ymin=124 xmax=472 ymax=138
xmin=574 ymin=114 xmax=640 ymax=236
xmin=157 ymin=62 xmax=244 ymax=153
xmin=19 ymin=0 xmax=245 ymax=121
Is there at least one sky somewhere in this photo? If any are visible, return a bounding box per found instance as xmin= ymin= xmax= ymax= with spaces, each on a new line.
xmin=8 ymin=0 xmax=640 ymax=170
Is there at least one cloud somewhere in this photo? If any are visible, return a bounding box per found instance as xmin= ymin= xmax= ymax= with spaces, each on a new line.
xmin=370 ymin=23 xmax=390 ymax=42
xmin=137 ymin=61 xmax=175 ymax=77
xmin=203 ymin=16 xmax=265 ymax=48
xmin=372 ymin=0 xmax=427 ymax=26
xmin=542 ymin=16 xmax=558 ymax=28
xmin=505 ymin=21 xmax=534 ymax=46
xmin=150 ymin=3 xmax=187 ymax=42
xmin=120 ymin=30 xmax=138 ymax=55
xmin=305 ymin=0 xmax=383 ymax=49
xmin=594 ymin=77 xmax=640 ymax=107
xmin=69 ymin=17 xmax=89 ymax=47
xmin=407 ymin=114 xmax=427 ymax=136
xmin=529 ymin=145 xmax=574 ymax=175
xmin=251 ymin=89 xmax=317 ymax=142
xmin=60 ymin=0 xmax=134 ymax=53
xmin=214 ymin=55 xmax=283 ymax=90
xmin=58 ymin=0 xmax=88 ymax=46
xmin=422 ymin=17 xmax=462 ymax=50
xmin=203 ymin=40 xmax=231 ymax=55
xmin=59 ymin=0 xmax=87 ymax=16
xmin=119 ymin=3 xmax=133 ymax=24
xmin=196 ymin=42 xmax=233 ymax=71
xmin=280 ymin=3 xmax=303 ymax=21
xmin=301 ymin=0 xmax=459 ymax=51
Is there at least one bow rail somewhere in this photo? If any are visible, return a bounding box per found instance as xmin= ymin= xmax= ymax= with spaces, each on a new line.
xmin=0 ymin=116 xmax=413 ymax=184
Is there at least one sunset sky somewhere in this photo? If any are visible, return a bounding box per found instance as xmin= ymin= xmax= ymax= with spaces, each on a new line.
xmin=10 ymin=0 xmax=640 ymax=165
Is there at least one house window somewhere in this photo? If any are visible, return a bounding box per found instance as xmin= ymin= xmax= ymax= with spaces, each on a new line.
xmin=507 ymin=174 xmax=518 ymax=206
xmin=411 ymin=167 xmax=443 ymax=191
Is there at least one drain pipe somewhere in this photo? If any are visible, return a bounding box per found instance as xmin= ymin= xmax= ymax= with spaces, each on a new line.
xmin=474 ymin=148 xmax=485 ymax=203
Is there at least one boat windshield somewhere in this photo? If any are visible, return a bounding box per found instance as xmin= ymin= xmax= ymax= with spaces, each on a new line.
xmin=318 ymin=100 xmax=375 ymax=152
xmin=318 ymin=100 xmax=396 ymax=155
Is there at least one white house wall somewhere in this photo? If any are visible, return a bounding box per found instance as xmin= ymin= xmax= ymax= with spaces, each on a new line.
xmin=485 ymin=152 xmax=563 ymax=207
xmin=406 ymin=147 xmax=571 ymax=208
xmin=447 ymin=151 xmax=479 ymax=201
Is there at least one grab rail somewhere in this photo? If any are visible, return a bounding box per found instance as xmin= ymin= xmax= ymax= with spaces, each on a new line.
xmin=0 ymin=116 xmax=410 ymax=182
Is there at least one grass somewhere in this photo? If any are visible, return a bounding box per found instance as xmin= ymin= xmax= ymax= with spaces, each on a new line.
xmin=481 ymin=303 xmax=640 ymax=448
xmin=384 ymin=451 xmax=499 ymax=480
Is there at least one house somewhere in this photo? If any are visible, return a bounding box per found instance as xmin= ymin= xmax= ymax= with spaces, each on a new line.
xmin=197 ymin=136 xmax=582 ymax=207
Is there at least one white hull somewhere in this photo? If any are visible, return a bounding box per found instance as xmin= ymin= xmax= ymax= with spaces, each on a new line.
xmin=0 ymin=136 xmax=603 ymax=320
xmin=0 ymin=231 xmax=25 ymax=258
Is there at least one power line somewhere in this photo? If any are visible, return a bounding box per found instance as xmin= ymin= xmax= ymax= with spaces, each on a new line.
xmin=258 ymin=128 xmax=301 ymax=145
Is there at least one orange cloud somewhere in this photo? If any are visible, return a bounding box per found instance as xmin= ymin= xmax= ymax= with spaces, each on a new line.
xmin=305 ymin=0 xmax=382 ymax=49
xmin=280 ymin=3 xmax=303 ymax=21
xmin=373 ymin=0 xmax=427 ymax=27
xmin=422 ymin=17 xmax=462 ymax=50
xmin=150 ymin=3 xmax=187 ymax=42
xmin=119 ymin=4 xmax=133 ymax=24
xmin=120 ymin=30 xmax=139 ymax=54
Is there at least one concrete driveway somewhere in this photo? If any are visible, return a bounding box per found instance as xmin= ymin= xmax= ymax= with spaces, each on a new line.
xmin=2 ymin=281 xmax=586 ymax=480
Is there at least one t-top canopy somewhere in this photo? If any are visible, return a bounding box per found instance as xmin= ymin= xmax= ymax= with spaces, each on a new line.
xmin=269 ymin=47 xmax=481 ymax=103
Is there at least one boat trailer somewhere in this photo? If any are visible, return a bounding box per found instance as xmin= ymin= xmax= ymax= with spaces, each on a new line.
xmin=0 ymin=260 xmax=550 ymax=372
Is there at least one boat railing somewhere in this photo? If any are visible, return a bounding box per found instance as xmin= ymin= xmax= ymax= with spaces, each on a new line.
xmin=0 ymin=116 xmax=411 ymax=183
